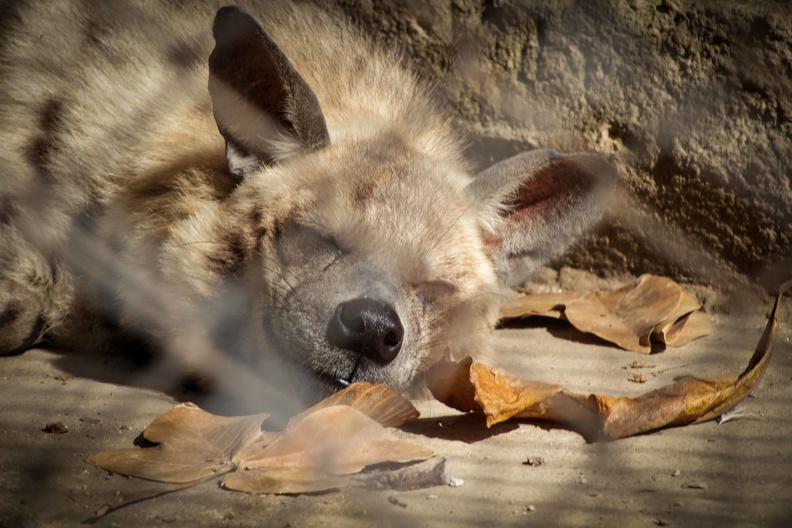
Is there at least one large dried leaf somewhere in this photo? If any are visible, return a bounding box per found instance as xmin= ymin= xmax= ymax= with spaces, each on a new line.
xmin=88 ymin=382 xmax=431 ymax=506
xmin=500 ymin=274 xmax=712 ymax=352
xmin=87 ymin=403 xmax=273 ymax=483
xmin=223 ymin=406 xmax=434 ymax=494
xmin=430 ymin=279 xmax=788 ymax=440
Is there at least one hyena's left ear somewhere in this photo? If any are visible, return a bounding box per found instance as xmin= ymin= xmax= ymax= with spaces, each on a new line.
xmin=208 ymin=6 xmax=330 ymax=177
xmin=467 ymin=149 xmax=615 ymax=287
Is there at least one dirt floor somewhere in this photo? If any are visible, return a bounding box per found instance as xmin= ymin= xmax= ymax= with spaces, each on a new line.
xmin=2 ymin=274 xmax=790 ymax=528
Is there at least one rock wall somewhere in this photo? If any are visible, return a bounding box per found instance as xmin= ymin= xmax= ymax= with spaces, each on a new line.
xmin=332 ymin=0 xmax=792 ymax=293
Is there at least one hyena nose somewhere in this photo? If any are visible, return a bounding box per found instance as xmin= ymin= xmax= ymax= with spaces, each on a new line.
xmin=327 ymin=298 xmax=404 ymax=364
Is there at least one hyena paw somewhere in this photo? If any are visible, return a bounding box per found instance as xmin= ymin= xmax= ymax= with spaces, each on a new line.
xmin=0 ymin=280 xmax=46 ymax=356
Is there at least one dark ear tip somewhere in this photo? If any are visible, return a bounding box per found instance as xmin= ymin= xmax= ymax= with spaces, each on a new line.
xmin=213 ymin=5 xmax=255 ymax=40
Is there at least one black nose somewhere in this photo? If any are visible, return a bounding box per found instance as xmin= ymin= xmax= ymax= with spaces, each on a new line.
xmin=326 ymin=298 xmax=404 ymax=364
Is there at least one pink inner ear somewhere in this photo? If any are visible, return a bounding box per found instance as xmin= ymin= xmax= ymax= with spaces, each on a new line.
xmin=484 ymin=160 xmax=593 ymax=247
xmin=503 ymin=161 xmax=593 ymax=222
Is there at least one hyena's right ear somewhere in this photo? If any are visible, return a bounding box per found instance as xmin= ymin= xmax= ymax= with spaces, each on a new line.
xmin=208 ymin=6 xmax=330 ymax=177
xmin=467 ymin=149 xmax=615 ymax=287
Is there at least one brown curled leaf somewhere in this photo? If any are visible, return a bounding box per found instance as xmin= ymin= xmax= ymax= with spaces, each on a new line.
xmin=499 ymin=275 xmax=712 ymax=352
xmin=470 ymin=363 xmax=601 ymax=433
xmin=564 ymin=275 xmax=686 ymax=353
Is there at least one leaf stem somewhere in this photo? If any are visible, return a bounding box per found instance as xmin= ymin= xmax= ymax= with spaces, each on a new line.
xmin=84 ymin=466 xmax=234 ymax=523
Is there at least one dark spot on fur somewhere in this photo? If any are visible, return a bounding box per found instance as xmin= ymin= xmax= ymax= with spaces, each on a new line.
xmin=0 ymin=302 xmax=22 ymax=327
xmin=207 ymin=233 xmax=250 ymax=275
xmin=129 ymin=179 xmax=179 ymax=201
xmin=249 ymin=207 xmax=262 ymax=226
xmin=25 ymin=137 xmax=56 ymax=182
xmin=38 ymin=98 xmax=64 ymax=133
xmin=166 ymin=39 xmax=204 ymax=69
xmin=25 ymin=98 xmax=65 ymax=183
xmin=0 ymin=195 xmax=17 ymax=225
xmin=248 ymin=207 xmax=268 ymax=250
xmin=353 ymin=180 xmax=376 ymax=206
xmin=0 ymin=0 xmax=23 ymax=35
xmin=271 ymin=214 xmax=298 ymax=242
xmin=48 ymin=260 xmax=60 ymax=285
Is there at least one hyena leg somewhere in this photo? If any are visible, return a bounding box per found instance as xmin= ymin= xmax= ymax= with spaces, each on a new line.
xmin=0 ymin=279 xmax=47 ymax=355
xmin=0 ymin=235 xmax=73 ymax=355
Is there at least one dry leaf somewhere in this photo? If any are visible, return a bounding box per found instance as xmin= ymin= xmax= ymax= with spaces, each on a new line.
xmin=429 ymin=279 xmax=788 ymax=440
xmin=500 ymin=274 xmax=712 ymax=353
xmin=223 ymin=406 xmax=434 ymax=494
xmin=88 ymin=383 xmax=432 ymax=516
xmin=87 ymin=403 xmax=273 ymax=483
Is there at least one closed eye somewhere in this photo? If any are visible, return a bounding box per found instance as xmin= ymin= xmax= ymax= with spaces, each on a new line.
xmin=415 ymin=280 xmax=458 ymax=301
xmin=276 ymin=224 xmax=345 ymax=270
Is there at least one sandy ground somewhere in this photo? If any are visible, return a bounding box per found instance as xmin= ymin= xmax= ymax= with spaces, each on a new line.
xmin=1 ymin=302 xmax=791 ymax=528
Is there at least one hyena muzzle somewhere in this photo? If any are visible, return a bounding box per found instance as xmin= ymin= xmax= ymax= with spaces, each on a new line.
xmin=0 ymin=2 xmax=613 ymax=408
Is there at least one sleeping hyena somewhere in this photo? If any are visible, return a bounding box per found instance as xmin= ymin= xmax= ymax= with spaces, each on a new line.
xmin=0 ymin=2 xmax=612 ymax=406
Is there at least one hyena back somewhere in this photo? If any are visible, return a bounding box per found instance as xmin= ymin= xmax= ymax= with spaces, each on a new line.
xmin=0 ymin=1 xmax=612 ymax=403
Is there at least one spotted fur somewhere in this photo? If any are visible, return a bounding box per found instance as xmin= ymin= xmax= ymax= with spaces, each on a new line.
xmin=0 ymin=1 xmax=612 ymax=404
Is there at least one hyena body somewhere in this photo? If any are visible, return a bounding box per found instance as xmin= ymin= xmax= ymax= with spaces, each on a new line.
xmin=0 ymin=1 xmax=610 ymax=404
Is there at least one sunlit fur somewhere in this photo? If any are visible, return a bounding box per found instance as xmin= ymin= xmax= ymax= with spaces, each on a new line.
xmin=0 ymin=1 xmax=606 ymax=404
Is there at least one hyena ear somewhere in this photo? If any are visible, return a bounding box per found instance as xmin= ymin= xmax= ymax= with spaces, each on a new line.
xmin=208 ymin=6 xmax=330 ymax=177
xmin=467 ymin=149 xmax=615 ymax=287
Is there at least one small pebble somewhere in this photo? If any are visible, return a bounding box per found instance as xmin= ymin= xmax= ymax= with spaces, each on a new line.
xmin=671 ymin=469 xmax=681 ymax=477
xmin=630 ymin=372 xmax=648 ymax=383
xmin=522 ymin=457 xmax=544 ymax=467
xmin=388 ymin=496 xmax=407 ymax=508
xmin=43 ymin=422 xmax=68 ymax=434
xmin=526 ymin=505 xmax=536 ymax=512
xmin=448 ymin=477 xmax=464 ymax=487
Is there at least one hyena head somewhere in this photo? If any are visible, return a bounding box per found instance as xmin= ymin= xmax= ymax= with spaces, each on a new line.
xmin=200 ymin=7 xmax=612 ymax=397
